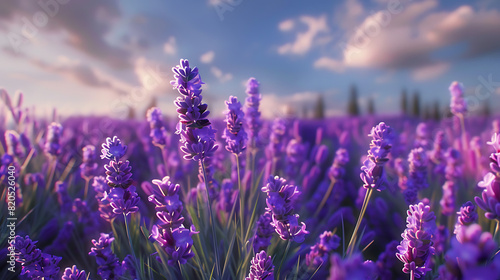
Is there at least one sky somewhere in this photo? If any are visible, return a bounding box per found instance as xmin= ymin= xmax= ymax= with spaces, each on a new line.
xmin=1 ymin=0 xmax=500 ymax=120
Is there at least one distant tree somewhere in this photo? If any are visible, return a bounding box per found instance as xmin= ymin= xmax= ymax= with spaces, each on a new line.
xmin=313 ymin=94 xmax=325 ymax=119
xmin=401 ymin=88 xmax=408 ymax=115
xmin=432 ymin=101 xmax=441 ymax=121
xmin=423 ymin=104 xmax=431 ymax=120
xmin=412 ymin=91 xmax=421 ymax=118
xmin=347 ymin=85 xmax=360 ymax=116
xmin=367 ymin=97 xmax=375 ymax=115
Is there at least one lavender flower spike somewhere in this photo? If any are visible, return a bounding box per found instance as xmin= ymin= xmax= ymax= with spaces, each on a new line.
xmin=61 ymin=265 xmax=88 ymax=280
xmin=244 ymin=77 xmax=262 ymax=150
xmin=89 ymin=233 xmax=123 ymax=279
xmin=360 ymin=122 xmax=393 ymax=191
xmin=146 ymin=107 xmax=169 ymax=147
xmin=306 ymin=231 xmax=341 ymax=268
xmin=222 ymin=96 xmax=247 ymax=155
xmin=449 ymin=81 xmax=466 ymax=116
xmin=396 ymin=202 xmax=436 ymax=279
xmin=262 ymin=176 xmax=309 ymax=243
xmin=475 ymin=133 xmax=500 ymax=221
xmin=80 ymin=145 xmax=98 ymax=180
xmin=245 ymin=250 xmax=274 ymax=280
xmin=454 ymin=201 xmax=478 ymax=234
xmin=44 ymin=122 xmax=63 ymax=157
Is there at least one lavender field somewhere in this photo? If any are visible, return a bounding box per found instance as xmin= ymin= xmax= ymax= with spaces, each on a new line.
xmin=0 ymin=57 xmax=500 ymax=280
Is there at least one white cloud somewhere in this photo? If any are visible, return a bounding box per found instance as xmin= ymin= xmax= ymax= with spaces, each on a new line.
xmin=278 ymin=15 xmax=328 ymax=55
xmin=279 ymin=19 xmax=295 ymax=31
xmin=200 ymin=50 xmax=215 ymax=64
xmin=411 ymin=62 xmax=450 ymax=81
xmin=314 ymin=57 xmax=345 ymax=73
xmin=134 ymin=57 xmax=173 ymax=94
xmin=210 ymin=66 xmax=233 ymax=83
xmin=163 ymin=36 xmax=177 ymax=55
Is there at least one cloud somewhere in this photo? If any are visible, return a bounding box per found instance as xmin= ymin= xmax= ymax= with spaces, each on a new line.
xmin=314 ymin=57 xmax=345 ymax=73
xmin=314 ymin=1 xmax=500 ymax=78
xmin=200 ymin=50 xmax=215 ymax=63
xmin=134 ymin=57 xmax=174 ymax=95
xmin=210 ymin=66 xmax=233 ymax=83
xmin=278 ymin=19 xmax=295 ymax=31
xmin=411 ymin=62 xmax=450 ymax=81
xmin=278 ymin=15 xmax=328 ymax=55
xmin=163 ymin=36 xmax=177 ymax=55
xmin=0 ymin=0 xmax=131 ymax=69
xmin=31 ymin=56 xmax=130 ymax=95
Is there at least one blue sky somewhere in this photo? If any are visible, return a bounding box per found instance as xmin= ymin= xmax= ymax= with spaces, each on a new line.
xmin=1 ymin=0 xmax=500 ymax=119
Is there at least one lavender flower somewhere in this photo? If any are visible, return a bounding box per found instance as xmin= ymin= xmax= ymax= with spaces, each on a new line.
xmin=360 ymin=122 xmax=393 ymax=191
xmin=14 ymin=235 xmax=62 ymax=279
xmin=100 ymin=136 xmax=139 ymax=217
xmin=172 ymin=59 xmax=218 ymax=162
xmin=439 ymin=181 xmax=456 ymax=216
xmin=245 ymin=250 xmax=274 ymax=280
xmin=305 ymin=231 xmax=340 ymax=268
xmin=148 ymin=176 xmax=199 ymax=265
xmin=5 ymin=130 xmax=25 ymax=157
xmin=262 ymin=176 xmax=308 ymax=243
xmin=55 ymin=181 xmax=72 ymax=212
xmin=376 ymin=241 xmax=399 ymax=280
xmin=454 ymin=201 xmax=478 ymax=234
xmin=475 ymin=133 xmax=500 ymax=220
xmin=396 ymin=202 xmax=436 ymax=278
xmin=244 ymin=77 xmax=262 ymax=150
xmin=217 ymin=179 xmax=239 ymax=216
xmin=407 ymin=147 xmax=429 ymax=191
xmin=328 ymin=148 xmax=349 ymax=181
xmin=93 ymin=176 xmax=117 ymax=221
xmin=61 ymin=265 xmax=88 ymax=280
xmin=222 ymin=96 xmax=247 ymax=155
xmin=44 ymin=122 xmax=63 ymax=157
xmin=328 ymin=253 xmax=376 ymax=280
xmin=122 ymin=254 xmax=137 ymax=279
xmin=88 ymin=233 xmax=123 ymax=279
xmin=439 ymin=224 xmax=498 ymax=278
xmin=146 ymin=107 xmax=169 ymax=147
xmin=449 ymin=81 xmax=466 ymax=116
xmin=80 ymin=145 xmax=98 ymax=180
xmin=252 ymin=212 xmax=274 ymax=253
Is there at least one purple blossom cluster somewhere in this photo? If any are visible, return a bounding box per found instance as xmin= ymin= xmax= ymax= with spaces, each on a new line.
xmin=360 ymin=122 xmax=393 ymax=191
xmin=222 ymin=96 xmax=247 ymax=155
xmin=148 ymin=176 xmax=199 ymax=265
xmin=146 ymin=107 xmax=169 ymax=147
xmin=88 ymin=233 xmax=123 ymax=279
xmin=244 ymin=77 xmax=262 ymax=150
xmin=245 ymin=250 xmax=274 ymax=280
xmin=475 ymin=133 xmax=500 ymax=220
xmin=14 ymin=235 xmax=62 ymax=279
xmin=396 ymin=202 xmax=436 ymax=278
xmin=261 ymin=176 xmax=309 ymax=243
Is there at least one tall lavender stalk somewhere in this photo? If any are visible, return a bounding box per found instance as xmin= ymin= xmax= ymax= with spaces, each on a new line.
xmin=396 ymin=202 xmax=436 ymax=279
xmin=171 ymin=58 xmax=220 ymax=277
xmin=347 ymin=122 xmax=393 ymax=255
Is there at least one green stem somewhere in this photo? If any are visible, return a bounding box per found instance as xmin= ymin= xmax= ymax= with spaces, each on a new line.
xmin=236 ymin=155 xmax=245 ymax=240
xmin=277 ymin=240 xmax=291 ymax=279
xmin=410 ymin=269 xmax=415 ymax=280
xmin=124 ymin=213 xmax=139 ymax=276
xmin=494 ymin=220 xmax=500 ymax=241
xmin=83 ymin=179 xmax=90 ymax=200
xmin=314 ymin=179 xmax=335 ymax=218
xmin=346 ymin=187 xmax=373 ymax=256
xmin=201 ymin=160 xmax=221 ymax=279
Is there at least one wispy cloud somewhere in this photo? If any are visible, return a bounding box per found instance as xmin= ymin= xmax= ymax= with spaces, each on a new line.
xmin=210 ymin=66 xmax=233 ymax=83
xmin=200 ymin=50 xmax=215 ymax=64
xmin=163 ymin=36 xmax=177 ymax=55
xmin=278 ymin=15 xmax=329 ymax=55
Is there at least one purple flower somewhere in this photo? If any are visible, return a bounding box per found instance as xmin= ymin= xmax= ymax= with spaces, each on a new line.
xmin=122 ymin=254 xmax=137 ymax=279
xmin=100 ymin=136 xmax=127 ymax=161
xmin=222 ymin=96 xmax=247 ymax=155
xmin=262 ymin=176 xmax=309 ymax=243
xmin=252 ymin=212 xmax=274 ymax=253
xmin=439 ymin=224 xmax=498 ymax=278
xmin=376 ymin=241 xmax=399 ymax=280
xmin=170 ymin=59 xmax=203 ymax=96
xmin=449 ymin=81 xmax=467 ymax=115
xmin=61 ymin=265 xmax=87 ymax=280
xmin=104 ymin=160 xmax=133 ymax=189
xmin=360 ymin=122 xmax=393 ymax=191
xmin=475 ymin=133 xmax=500 ymax=221
xmin=217 ymin=179 xmax=239 ymax=215
xmin=455 ymin=201 xmax=478 ymax=234
xmin=93 ymin=176 xmax=117 ymax=221
xmin=328 ymin=253 xmax=376 ymax=280
xmin=5 ymin=130 xmax=25 ymax=157
xmin=14 ymin=235 xmax=62 ymax=279
xmin=396 ymin=202 xmax=436 ymax=278
xmin=246 ymin=250 xmax=274 ymax=280
xmin=80 ymin=145 xmax=98 ymax=180
xmin=149 ymin=176 xmax=199 ymax=266
xmin=55 ymin=181 xmax=72 ymax=212
xmin=440 ymin=180 xmax=456 ymax=216
xmin=306 ymin=231 xmax=340 ymax=268
xmin=244 ymin=77 xmax=262 ymax=149
xmin=407 ymin=147 xmax=429 ymax=191
xmin=328 ymin=148 xmax=349 ymax=181
xmin=105 ymin=186 xmax=140 ymax=216
xmin=89 ymin=233 xmax=123 ymax=279
xmin=44 ymin=122 xmax=63 ymax=157
xmin=146 ymin=107 xmax=169 ymax=147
